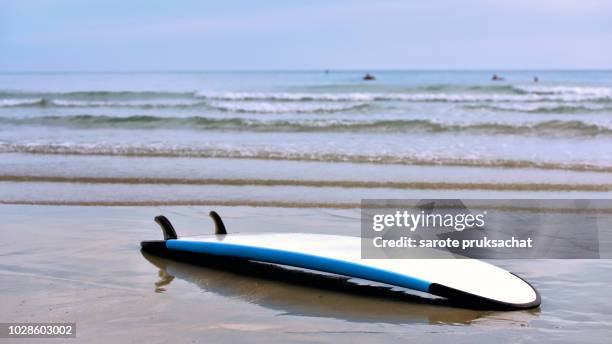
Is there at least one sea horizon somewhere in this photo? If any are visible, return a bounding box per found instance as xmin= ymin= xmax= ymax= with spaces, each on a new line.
xmin=2 ymin=68 xmax=612 ymax=74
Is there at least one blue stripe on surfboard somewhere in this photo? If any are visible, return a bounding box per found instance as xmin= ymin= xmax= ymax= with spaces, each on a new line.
xmin=166 ymin=240 xmax=432 ymax=293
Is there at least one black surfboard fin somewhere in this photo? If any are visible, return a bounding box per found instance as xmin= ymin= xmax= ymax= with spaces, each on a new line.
xmin=209 ymin=211 xmax=227 ymax=235
xmin=154 ymin=215 xmax=178 ymax=240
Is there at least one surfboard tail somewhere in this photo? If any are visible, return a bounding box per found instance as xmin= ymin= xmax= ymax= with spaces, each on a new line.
xmin=140 ymin=215 xmax=178 ymax=256
xmin=142 ymin=212 xmax=228 ymax=254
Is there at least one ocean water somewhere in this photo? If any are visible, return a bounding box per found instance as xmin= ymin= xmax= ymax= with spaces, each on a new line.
xmin=2 ymin=205 xmax=612 ymax=343
xmin=1 ymin=70 xmax=612 ymax=204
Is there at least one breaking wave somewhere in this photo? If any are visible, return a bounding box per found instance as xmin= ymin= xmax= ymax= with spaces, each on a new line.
xmin=207 ymin=101 xmax=369 ymax=113
xmin=194 ymin=91 xmax=612 ymax=103
xmin=0 ymin=98 xmax=368 ymax=113
xmin=1 ymin=115 xmax=610 ymax=136
xmin=2 ymin=84 xmax=612 ymax=109
xmin=464 ymin=103 xmax=612 ymax=114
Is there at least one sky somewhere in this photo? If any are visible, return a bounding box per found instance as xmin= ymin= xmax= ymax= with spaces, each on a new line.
xmin=1 ymin=0 xmax=611 ymax=71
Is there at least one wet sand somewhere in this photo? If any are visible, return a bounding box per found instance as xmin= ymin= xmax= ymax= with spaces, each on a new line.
xmin=1 ymin=205 xmax=611 ymax=343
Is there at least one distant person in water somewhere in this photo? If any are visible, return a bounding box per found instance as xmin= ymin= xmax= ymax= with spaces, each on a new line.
xmin=533 ymin=76 xmax=539 ymax=83
xmin=491 ymin=74 xmax=504 ymax=81
xmin=363 ymin=73 xmax=376 ymax=81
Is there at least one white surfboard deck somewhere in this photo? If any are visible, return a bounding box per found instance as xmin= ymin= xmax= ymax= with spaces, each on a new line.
xmin=163 ymin=233 xmax=540 ymax=308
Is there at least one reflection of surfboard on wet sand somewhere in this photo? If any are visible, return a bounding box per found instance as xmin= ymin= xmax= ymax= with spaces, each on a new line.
xmin=140 ymin=212 xmax=540 ymax=310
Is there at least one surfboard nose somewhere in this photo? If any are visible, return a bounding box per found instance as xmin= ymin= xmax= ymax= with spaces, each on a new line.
xmin=425 ymin=260 xmax=540 ymax=309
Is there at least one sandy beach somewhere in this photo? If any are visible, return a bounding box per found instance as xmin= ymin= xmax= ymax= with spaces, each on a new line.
xmin=1 ymin=205 xmax=611 ymax=343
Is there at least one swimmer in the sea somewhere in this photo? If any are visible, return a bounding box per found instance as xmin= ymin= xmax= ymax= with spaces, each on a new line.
xmin=363 ymin=73 xmax=375 ymax=80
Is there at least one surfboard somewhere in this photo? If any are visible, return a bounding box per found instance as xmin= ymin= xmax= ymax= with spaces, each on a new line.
xmin=141 ymin=213 xmax=540 ymax=310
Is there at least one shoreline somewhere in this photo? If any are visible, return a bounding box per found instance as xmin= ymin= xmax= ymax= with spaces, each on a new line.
xmin=1 ymin=175 xmax=611 ymax=192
